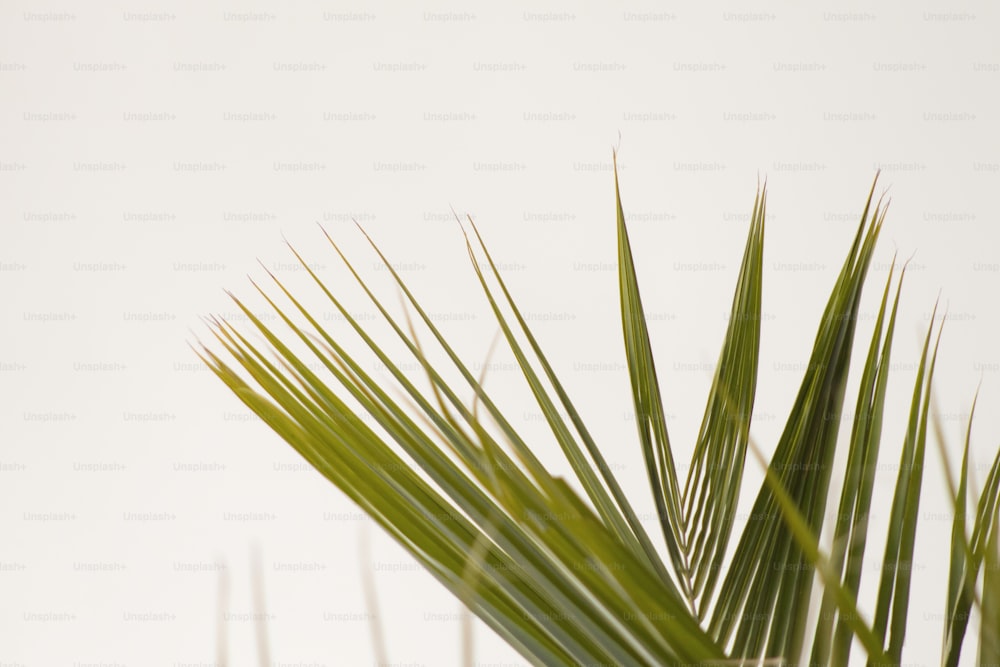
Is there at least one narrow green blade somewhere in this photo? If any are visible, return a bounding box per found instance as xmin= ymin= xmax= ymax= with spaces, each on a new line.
xmin=814 ymin=263 xmax=901 ymax=667
xmin=684 ymin=183 xmax=765 ymax=614
xmin=614 ymin=151 xmax=692 ymax=603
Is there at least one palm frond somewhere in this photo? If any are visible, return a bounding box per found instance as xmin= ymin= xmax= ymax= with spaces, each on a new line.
xmin=199 ymin=157 xmax=999 ymax=666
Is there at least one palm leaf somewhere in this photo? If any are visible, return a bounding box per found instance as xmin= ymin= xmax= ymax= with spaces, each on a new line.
xmin=199 ymin=157 xmax=999 ymax=667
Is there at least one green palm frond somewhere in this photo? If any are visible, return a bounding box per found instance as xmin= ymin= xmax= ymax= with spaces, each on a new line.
xmin=198 ymin=156 xmax=1000 ymax=666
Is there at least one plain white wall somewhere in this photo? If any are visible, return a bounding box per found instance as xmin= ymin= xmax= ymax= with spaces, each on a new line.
xmin=2 ymin=1 xmax=999 ymax=665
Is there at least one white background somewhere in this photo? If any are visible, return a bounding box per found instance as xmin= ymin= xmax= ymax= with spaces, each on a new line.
xmin=2 ymin=1 xmax=999 ymax=665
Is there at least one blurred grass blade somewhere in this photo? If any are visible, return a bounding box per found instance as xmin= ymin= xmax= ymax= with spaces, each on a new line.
xmin=251 ymin=546 xmax=272 ymax=667
xmin=217 ymin=559 xmax=229 ymax=667
xmin=360 ymin=525 xmax=389 ymax=667
xmin=981 ymin=509 xmax=1000 ymax=667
